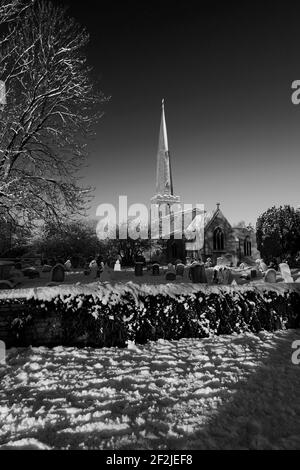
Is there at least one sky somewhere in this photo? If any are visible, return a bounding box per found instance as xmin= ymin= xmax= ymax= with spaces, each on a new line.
xmin=58 ymin=0 xmax=300 ymax=225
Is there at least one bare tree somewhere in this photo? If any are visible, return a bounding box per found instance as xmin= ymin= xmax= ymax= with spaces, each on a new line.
xmin=0 ymin=0 xmax=32 ymax=24
xmin=0 ymin=0 xmax=105 ymax=229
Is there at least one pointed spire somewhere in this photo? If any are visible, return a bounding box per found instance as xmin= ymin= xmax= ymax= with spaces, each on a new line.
xmin=156 ymin=99 xmax=172 ymax=195
xmin=160 ymin=98 xmax=169 ymax=152
xmin=151 ymin=100 xmax=180 ymax=206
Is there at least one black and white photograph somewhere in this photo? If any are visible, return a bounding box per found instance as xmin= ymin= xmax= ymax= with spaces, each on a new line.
xmin=0 ymin=0 xmax=300 ymax=455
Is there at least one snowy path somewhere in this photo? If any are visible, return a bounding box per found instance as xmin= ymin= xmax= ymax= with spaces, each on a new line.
xmin=0 ymin=330 xmax=300 ymax=450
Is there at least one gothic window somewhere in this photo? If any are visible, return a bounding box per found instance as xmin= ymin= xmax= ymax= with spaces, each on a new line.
xmin=213 ymin=227 xmax=224 ymax=251
xmin=244 ymin=236 xmax=252 ymax=256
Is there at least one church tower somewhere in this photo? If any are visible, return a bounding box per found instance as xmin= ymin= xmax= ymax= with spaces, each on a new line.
xmin=151 ymin=100 xmax=180 ymax=207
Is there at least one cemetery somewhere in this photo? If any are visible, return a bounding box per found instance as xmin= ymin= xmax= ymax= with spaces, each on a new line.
xmin=0 ymin=255 xmax=299 ymax=348
xmin=1 ymin=0 xmax=300 ymax=452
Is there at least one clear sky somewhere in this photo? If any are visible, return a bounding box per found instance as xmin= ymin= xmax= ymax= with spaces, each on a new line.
xmin=59 ymin=0 xmax=300 ymax=226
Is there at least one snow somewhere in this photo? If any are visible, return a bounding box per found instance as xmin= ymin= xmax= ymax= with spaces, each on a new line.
xmin=0 ymin=279 xmax=299 ymax=304
xmin=0 ymin=330 xmax=300 ymax=450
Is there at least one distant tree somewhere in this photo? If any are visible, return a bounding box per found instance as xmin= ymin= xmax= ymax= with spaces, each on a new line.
xmin=256 ymin=206 xmax=300 ymax=263
xmin=235 ymin=220 xmax=255 ymax=231
xmin=0 ymin=0 xmax=105 ymax=230
xmin=99 ymin=223 xmax=152 ymax=266
xmin=37 ymin=219 xmax=102 ymax=264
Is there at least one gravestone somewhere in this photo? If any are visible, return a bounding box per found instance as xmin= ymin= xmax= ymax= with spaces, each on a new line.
xmin=22 ymin=267 xmax=40 ymax=279
xmin=264 ymin=268 xmax=277 ymax=283
xmin=231 ymin=279 xmax=238 ymax=286
xmin=256 ymin=259 xmax=268 ymax=272
xmin=64 ymin=260 xmax=72 ymax=271
xmin=205 ymin=267 xmax=214 ymax=284
xmin=114 ymin=260 xmax=121 ymax=272
xmin=165 ymin=271 xmax=176 ymax=281
xmin=50 ymin=264 xmax=65 ymax=283
xmin=0 ymin=280 xmax=13 ymax=290
xmin=189 ymin=263 xmax=207 ymax=283
xmin=251 ymin=269 xmax=257 ymax=279
xmin=279 ymin=263 xmax=294 ymax=283
xmin=176 ymin=263 xmax=185 ymax=277
xmin=89 ymin=260 xmax=98 ymax=279
xmin=222 ymin=267 xmax=233 ymax=285
xmin=165 ymin=263 xmax=176 ymax=281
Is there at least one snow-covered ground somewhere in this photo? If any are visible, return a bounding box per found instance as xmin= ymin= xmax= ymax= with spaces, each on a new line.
xmin=1 ymin=329 xmax=300 ymax=450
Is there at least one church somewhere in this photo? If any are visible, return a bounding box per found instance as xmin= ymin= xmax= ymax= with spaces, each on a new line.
xmin=150 ymin=100 xmax=259 ymax=265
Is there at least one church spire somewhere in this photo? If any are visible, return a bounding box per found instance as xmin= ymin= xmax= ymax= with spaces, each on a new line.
xmin=151 ymin=100 xmax=180 ymax=205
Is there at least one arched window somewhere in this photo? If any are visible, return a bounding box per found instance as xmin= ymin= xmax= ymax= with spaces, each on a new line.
xmin=244 ymin=236 xmax=252 ymax=256
xmin=213 ymin=227 xmax=224 ymax=251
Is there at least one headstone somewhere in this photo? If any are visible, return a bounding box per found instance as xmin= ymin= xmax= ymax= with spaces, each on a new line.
xmin=231 ymin=279 xmax=238 ymax=286
xmin=264 ymin=268 xmax=277 ymax=283
xmin=205 ymin=267 xmax=214 ymax=284
xmin=114 ymin=260 xmax=121 ymax=272
xmin=189 ymin=262 xmax=207 ymax=283
xmin=50 ymin=264 xmax=65 ymax=283
xmin=89 ymin=260 xmax=98 ymax=279
xmin=250 ymin=269 xmax=257 ymax=279
xmin=0 ymin=280 xmax=14 ymax=289
xmin=222 ymin=267 xmax=233 ymax=285
xmin=176 ymin=263 xmax=185 ymax=277
xmin=279 ymin=263 xmax=294 ymax=283
xmin=165 ymin=271 xmax=176 ymax=281
xmin=64 ymin=260 xmax=72 ymax=271
xmin=256 ymin=259 xmax=268 ymax=273
xmin=22 ymin=267 xmax=40 ymax=279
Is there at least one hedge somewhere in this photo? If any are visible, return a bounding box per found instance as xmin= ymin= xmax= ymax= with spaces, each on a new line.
xmin=0 ymin=282 xmax=299 ymax=348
